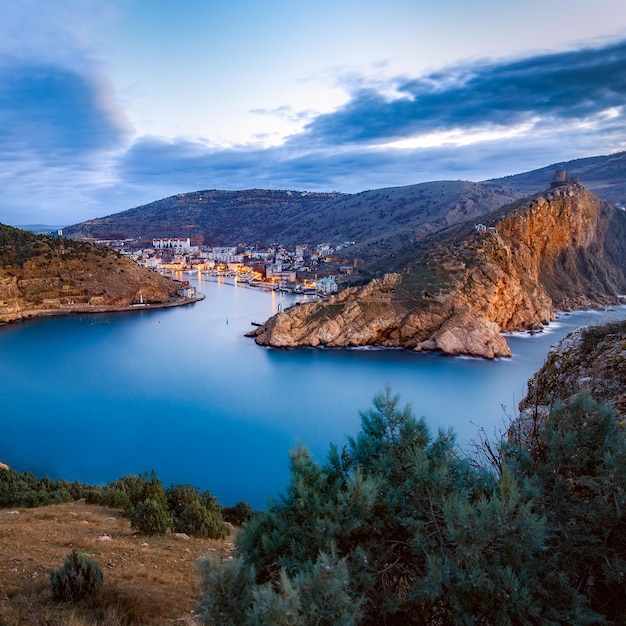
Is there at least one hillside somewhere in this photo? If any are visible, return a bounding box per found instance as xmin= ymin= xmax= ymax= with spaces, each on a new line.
xmin=0 ymin=223 xmax=191 ymax=324
xmin=62 ymin=183 xmax=525 ymax=259
xmin=61 ymin=151 xmax=626 ymax=263
xmin=248 ymin=183 xmax=626 ymax=357
xmin=63 ymin=189 xmax=344 ymax=246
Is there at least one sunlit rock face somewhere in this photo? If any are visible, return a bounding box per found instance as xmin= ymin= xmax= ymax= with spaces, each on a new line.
xmin=250 ymin=184 xmax=626 ymax=358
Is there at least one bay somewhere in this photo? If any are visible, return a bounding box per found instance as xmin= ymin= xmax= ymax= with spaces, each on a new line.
xmin=1 ymin=275 xmax=624 ymax=509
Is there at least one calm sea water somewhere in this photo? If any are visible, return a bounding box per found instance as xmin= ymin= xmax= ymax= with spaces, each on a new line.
xmin=1 ymin=274 xmax=624 ymax=509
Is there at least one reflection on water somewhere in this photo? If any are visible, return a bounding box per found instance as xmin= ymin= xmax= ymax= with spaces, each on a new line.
xmin=1 ymin=279 xmax=624 ymax=509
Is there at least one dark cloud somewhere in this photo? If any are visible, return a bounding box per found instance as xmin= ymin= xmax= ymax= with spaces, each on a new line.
xmin=302 ymin=38 xmax=626 ymax=144
xmin=115 ymin=127 xmax=600 ymax=200
xmin=0 ymin=62 xmax=130 ymax=162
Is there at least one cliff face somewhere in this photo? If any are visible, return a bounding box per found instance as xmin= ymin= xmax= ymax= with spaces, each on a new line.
xmin=0 ymin=224 xmax=184 ymax=323
xmin=250 ymin=184 xmax=626 ymax=358
xmin=512 ymin=319 xmax=626 ymax=448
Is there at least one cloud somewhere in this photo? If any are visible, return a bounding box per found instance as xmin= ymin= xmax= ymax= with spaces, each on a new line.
xmin=114 ymin=121 xmax=607 ymax=200
xmin=0 ymin=0 xmax=115 ymax=70
xmin=0 ymin=62 xmax=131 ymax=163
xmin=301 ymin=38 xmax=626 ymax=145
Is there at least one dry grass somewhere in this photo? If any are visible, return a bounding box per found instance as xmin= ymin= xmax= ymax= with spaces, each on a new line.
xmin=0 ymin=500 xmax=235 ymax=625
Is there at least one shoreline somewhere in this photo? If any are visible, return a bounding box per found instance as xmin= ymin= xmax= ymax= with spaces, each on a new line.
xmin=250 ymin=299 xmax=626 ymax=358
xmin=0 ymin=293 xmax=205 ymax=327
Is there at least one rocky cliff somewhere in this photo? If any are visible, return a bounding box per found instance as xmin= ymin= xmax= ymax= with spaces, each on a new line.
xmin=519 ymin=319 xmax=626 ymax=418
xmin=249 ymin=184 xmax=626 ymax=358
xmin=0 ymin=224 xmax=187 ymax=323
xmin=511 ymin=319 xmax=626 ymax=449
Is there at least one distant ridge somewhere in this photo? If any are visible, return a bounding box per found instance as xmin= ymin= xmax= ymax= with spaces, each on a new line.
xmin=63 ymin=182 xmax=525 ymax=261
xmin=63 ymin=151 xmax=626 ymax=260
xmin=17 ymin=224 xmax=65 ymax=234
xmin=490 ymin=151 xmax=626 ymax=206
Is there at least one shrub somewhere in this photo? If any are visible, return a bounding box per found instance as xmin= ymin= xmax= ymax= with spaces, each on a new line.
xmin=87 ymin=486 xmax=131 ymax=510
xmin=175 ymin=499 xmax=229 ymax=539
xmin=130 ymin=498 xmax=169 ymax=535
xmin=50 ymin=549 xmax=103 ymax=601
xmin=200 ymin=389 xmax=626 ymax=624
xmin=199 ymin=388 xmax=550 ymax=624
xmin=167 ymin=484 xmax=229 ymax=539
xmin=0 ymin=469 xmax=81 ymax=508
xmin=222 ymin=500 xmax=253 ymax=527
xmin=89 ymin=470 xmax=167 ymax=515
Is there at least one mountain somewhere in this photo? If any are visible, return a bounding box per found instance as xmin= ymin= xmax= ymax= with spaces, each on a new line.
xmin=0 ymin=223 xmax=188 ymax=324
xmin=63 ymin=189 xmax=342 ymax=247
xmin=62 ymin=151 xmax=626 ymax=263
xmin=490 ymin=151 xmax=626 ymax=206
xmin=248 ymin=183 xmax=626 ymax=358
xmin=62 ymin=183 xmax=526 ymax=259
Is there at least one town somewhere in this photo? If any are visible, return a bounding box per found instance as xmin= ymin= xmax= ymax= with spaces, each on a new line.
xmin=91 ymin=236 xmax=359 ymax=296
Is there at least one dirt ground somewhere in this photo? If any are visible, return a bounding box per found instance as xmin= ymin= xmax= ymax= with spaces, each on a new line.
xmin=0 ymin=500 xmax=234 ymax=625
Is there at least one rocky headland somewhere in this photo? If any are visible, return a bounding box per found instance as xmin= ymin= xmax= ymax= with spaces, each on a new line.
xmin=249 ymin=184 xmax=626 ymax=358
xmin=0 ymin=223 xmax=194 ymax=324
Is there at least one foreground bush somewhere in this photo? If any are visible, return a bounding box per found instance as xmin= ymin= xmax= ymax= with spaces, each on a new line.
xmin=50 ymin=549 xmax=103 ymax=601
xmin=90 ymin=470 xmax=167 ymax=515
xmin=86 ymin=472 xmax=230 ymax=538
xmin=199 ymin=388 xmax=626 ymax=625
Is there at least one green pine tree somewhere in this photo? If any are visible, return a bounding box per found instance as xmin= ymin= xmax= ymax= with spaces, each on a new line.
xmin=200 ymin=388 xmax=553 ymax=624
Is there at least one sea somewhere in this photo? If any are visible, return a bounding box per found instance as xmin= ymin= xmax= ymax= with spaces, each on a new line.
xmin=1 ymin=273 xmax=625 ymax=510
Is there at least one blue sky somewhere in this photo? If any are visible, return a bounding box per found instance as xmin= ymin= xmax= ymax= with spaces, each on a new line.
xmin=2 ymin=0 xmax=626 ymax=226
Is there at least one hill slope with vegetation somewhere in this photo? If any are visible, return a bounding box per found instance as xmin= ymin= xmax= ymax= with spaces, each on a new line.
xmin=514 ymin=319 xmax=626 ymax=448
xmin=0 ymin=223 xmax=189 ymax=323
xmin=62 ymin=151 xmax=626 ymax=265
xmin=62 ymin=183 xmax=525 ymax=260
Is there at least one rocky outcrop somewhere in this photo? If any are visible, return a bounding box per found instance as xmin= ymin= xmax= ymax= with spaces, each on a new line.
xmin=519 ymin=319 xmax=626 ymax=418
xmin=249 ymin=184 xmax=626 ymax=357
xmin=512 ymin=319 xmax=626 ymax=448
xmin=0 ymin=224 xmax=188 ymax=324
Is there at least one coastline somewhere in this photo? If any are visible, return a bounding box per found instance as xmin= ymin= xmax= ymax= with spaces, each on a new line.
xmin=0 ymin=293 xmax=205 ymax=326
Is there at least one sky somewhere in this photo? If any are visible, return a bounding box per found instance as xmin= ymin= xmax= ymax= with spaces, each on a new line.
xmin=2 ymin=0 xmax=626 ymax=226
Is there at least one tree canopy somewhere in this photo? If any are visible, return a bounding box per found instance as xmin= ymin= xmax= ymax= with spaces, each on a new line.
xmin=199 ymin=388 xmax=626 ymax=625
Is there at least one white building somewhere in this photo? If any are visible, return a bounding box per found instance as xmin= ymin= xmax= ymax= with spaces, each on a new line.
xmin=153 ymin=237 xmax=192 ymax=251
xmin=177 ymin=285 xmax=197 ymax=299
xmin=207 ymin=247 xmax=241 ymax=263
xmin=316 ymin=276 xmax=338 ymax=294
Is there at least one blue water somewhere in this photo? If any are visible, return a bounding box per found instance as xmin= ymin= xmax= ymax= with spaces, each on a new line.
xmin=1 ymin=275 xmax=624 ymax=509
